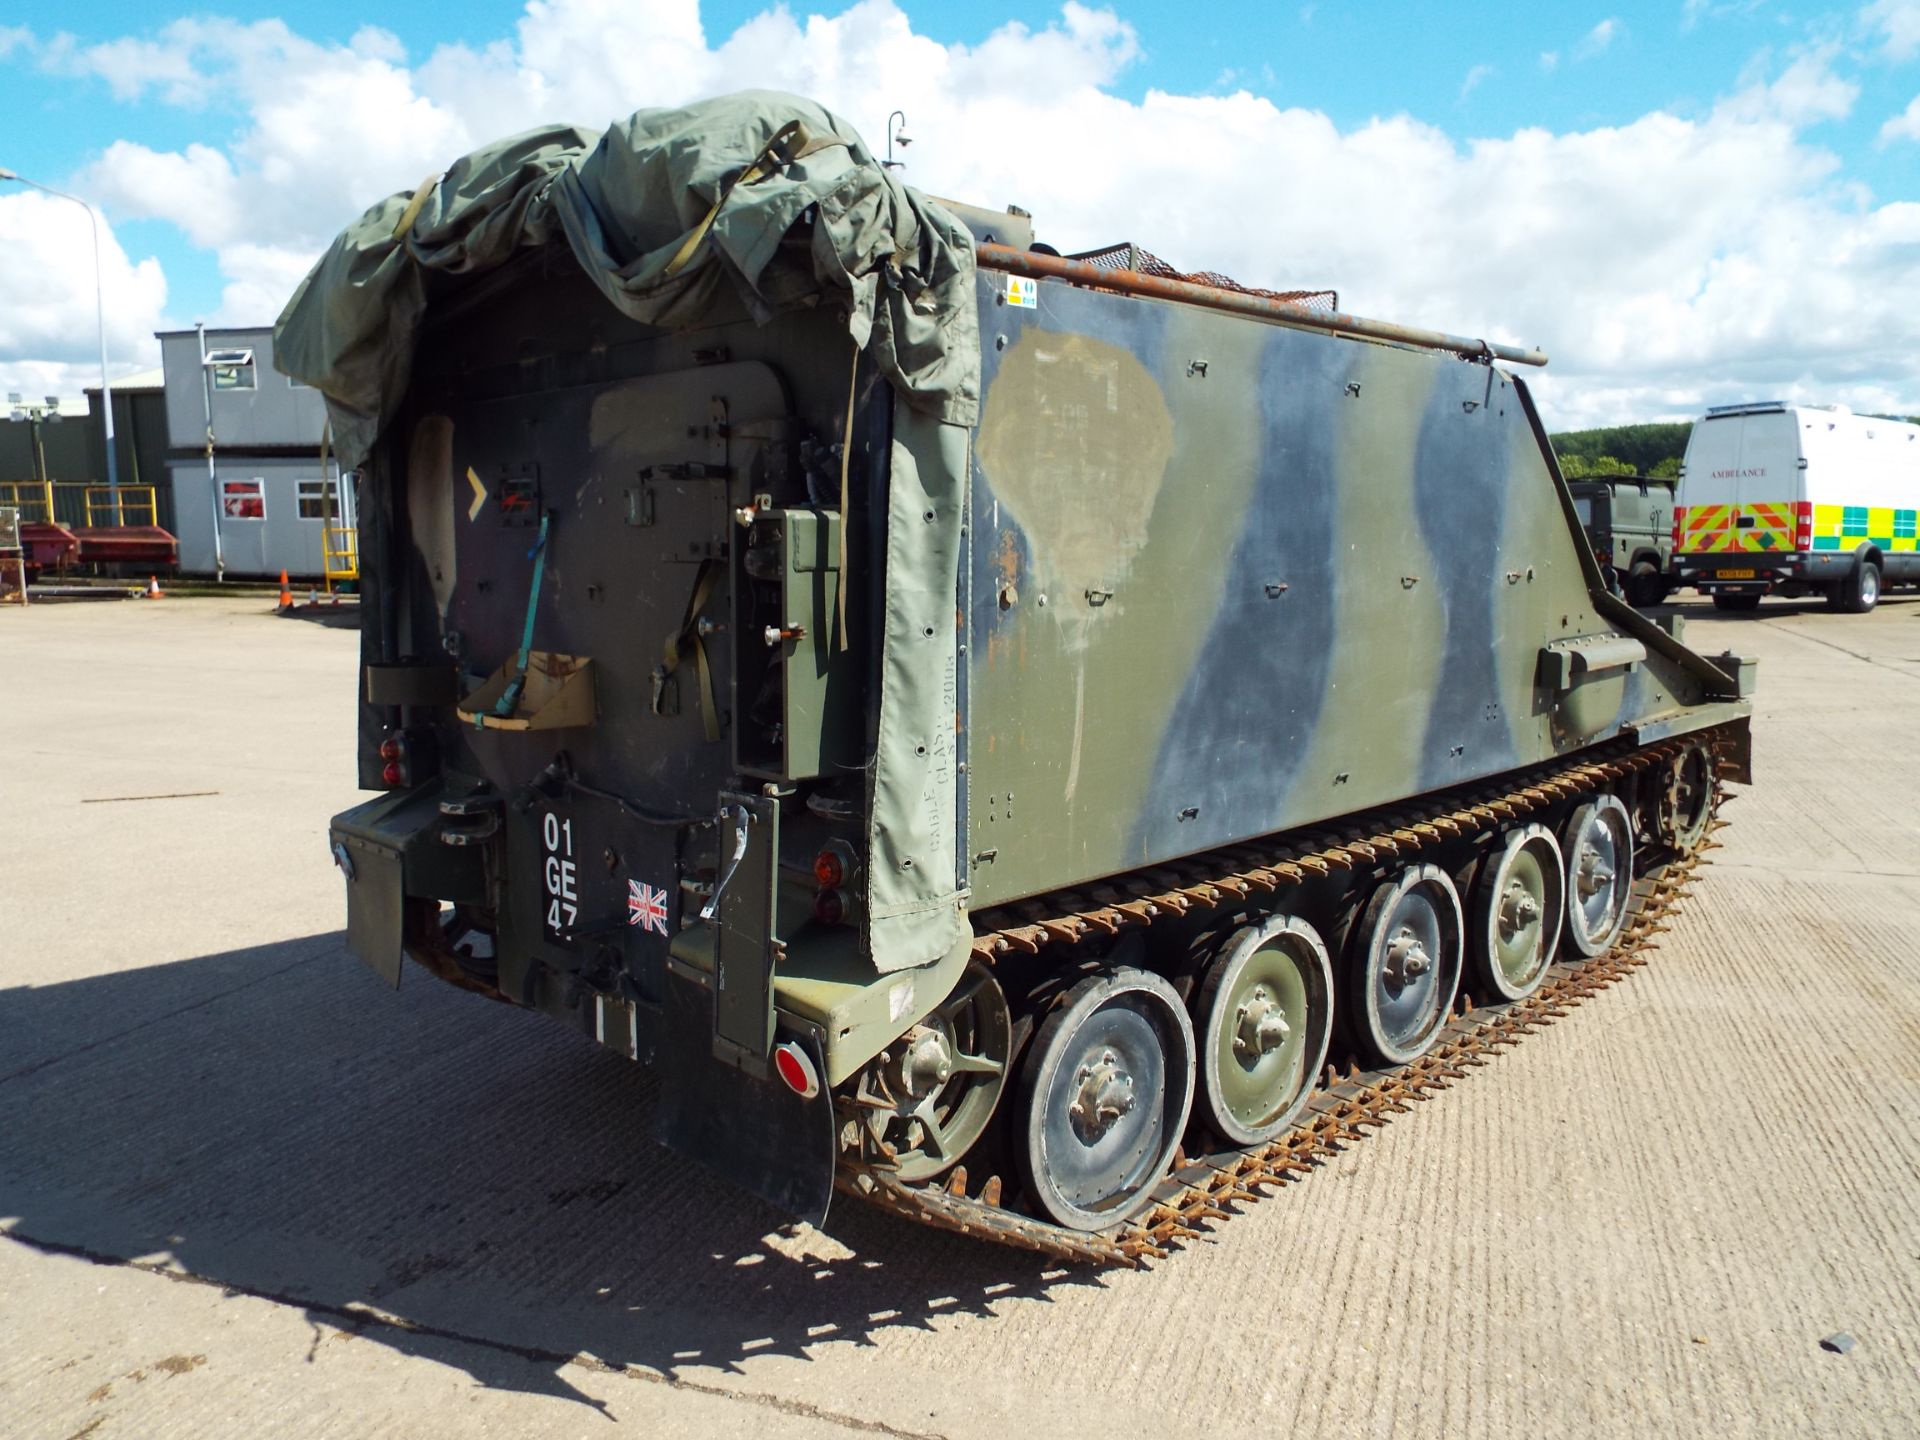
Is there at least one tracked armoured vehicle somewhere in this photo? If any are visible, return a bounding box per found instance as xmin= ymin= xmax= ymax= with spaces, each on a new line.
xmin=285 ymin=93 xmax=1754 ymax=1262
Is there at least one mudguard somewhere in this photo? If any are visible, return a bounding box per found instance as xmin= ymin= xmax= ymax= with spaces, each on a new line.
xmin=654 ymin=971 xmax=837 ymax=1225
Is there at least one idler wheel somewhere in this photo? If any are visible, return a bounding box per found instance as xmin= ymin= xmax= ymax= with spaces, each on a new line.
xmin=1193 ymin=916 xmax=1334 ymax=1145
xmin=1468 ymin=825 xmax=1565 ymax=1003
xmin=1659 ymin=745 xmax=1715 ymax=853
xmin=1561 ymin=795 xmax=1634 ymax=956
xmin=864 ymin=960 xmax=1012 ymax=1183
xmin=1015 ymin=967 xmax=1195 ymax=1232
xmin=1345 ymin=864 xmax=1465 ymax=1067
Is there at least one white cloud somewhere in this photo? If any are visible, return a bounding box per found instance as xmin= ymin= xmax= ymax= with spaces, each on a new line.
xmin=0 ymin=190 xmax=167 ymax=396
xmin=1575 ymin=19 xmax=1619 ymax=59
xmin=1460 ymin=64 xmax=1495 ymax=101
xmin=1880 ymin=92 xmax=1920 ymax=141
xmin=1540 ymin=51 xmax=1560 ymax=73
xmin=1683 ymin=1 xmax=1768 ymax=35
xmin=1862 ymin=0 xmax=1920 ymax=61
xmin=3 ymin=0 xmax=1916 ymax=425
xmin=0 ymin=25 xmax=32 ymax=60
xmin=1719 ymin=46 xmax=1859 ymax=123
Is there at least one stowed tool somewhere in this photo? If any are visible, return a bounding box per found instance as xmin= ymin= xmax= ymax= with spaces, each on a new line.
xmin=456 ymin=513 xmax=597 ymax=732
xmin=492 ymin=512 xmax=551 ymax=720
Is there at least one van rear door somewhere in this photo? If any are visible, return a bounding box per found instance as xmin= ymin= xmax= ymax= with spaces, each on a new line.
xmin=1729 ymin=410 xmax=1799 ymax=554
xmin=1679 ymin=404 xmax=1798 ymax=556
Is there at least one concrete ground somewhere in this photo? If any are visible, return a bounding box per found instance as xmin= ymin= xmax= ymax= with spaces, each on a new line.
xmin=2 ymin=592 xmax=1916 ymax=1439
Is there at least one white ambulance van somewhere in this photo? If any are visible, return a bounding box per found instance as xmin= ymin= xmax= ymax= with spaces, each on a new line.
xmin=1672 ymin=402 xmax=1920 ymax=613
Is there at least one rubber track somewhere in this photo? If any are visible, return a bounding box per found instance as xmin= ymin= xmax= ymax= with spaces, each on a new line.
xmin=836 ymin=727 xmax=1738 ymax=1266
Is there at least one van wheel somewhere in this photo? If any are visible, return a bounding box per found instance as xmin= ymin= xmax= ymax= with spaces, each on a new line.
xmin=1626 ymin=563 xmax=1666 ymax=607
xmin=1841 ymin=560 xmax=1881 ymax=614
xmin=1712 ymin=592 xmax=1761 ymax=612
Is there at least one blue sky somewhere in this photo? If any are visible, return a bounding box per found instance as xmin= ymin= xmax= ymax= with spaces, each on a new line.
xmin=3 ymin=1 xmax=1918 ymax=424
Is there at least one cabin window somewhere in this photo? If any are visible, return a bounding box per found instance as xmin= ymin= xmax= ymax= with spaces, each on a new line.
xmin=221 ymin=478 xmax=266 ymax=520
xmin=207 ymin=348 xmax=256 ymax=391
xmin=296 ymin=479 xmax=340 ymax=520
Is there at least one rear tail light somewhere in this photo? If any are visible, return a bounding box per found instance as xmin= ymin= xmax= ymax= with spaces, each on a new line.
xmin=813 ymin=839 xmax=858 ymax=890
xmin=813 ymin=887 xmax=849 ymax=926
xmin=1671 ymin=505 xmax=1685 ymax=551
xmin=773 ymin=1040 xmax=820 ymax=1099
xmin=1793 ymin=500 xmax=1813 ymax=552
xmin=813 ymin=849 xmax=846 ymax=890
xmin=812 ymin=840 xmax=859 ymax=924
xmin=378 ymin=733 xmax=409 ymax=788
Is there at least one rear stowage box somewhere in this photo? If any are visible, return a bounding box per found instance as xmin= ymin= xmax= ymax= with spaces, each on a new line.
xmin=1674 ymin=401 xmax=1920 ymax=612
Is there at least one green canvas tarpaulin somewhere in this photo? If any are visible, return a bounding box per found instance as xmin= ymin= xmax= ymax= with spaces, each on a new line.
xmin=275 ymin=90 xmax=979 ymax=468
xmin=274 ymin=90 xmax=981 ymax=975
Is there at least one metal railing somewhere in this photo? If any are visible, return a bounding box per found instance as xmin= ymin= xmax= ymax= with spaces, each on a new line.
xmin=0 ymin=480 xmax=162 ymax=529
xmin=0 ymin=480 xmax=54 ymax=524
xmin=323 ymin=523 xmax=359 ymax=583
xmin=83 ymin=485 xmax=158 ymax=528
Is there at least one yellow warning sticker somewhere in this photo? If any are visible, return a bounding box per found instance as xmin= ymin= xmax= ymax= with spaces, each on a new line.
xmin=1006 ymin=275 xmax=1037 ymax=309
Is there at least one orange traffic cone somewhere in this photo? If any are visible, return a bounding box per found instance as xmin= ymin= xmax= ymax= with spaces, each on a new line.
xmin=145 ymin=575 xmax=164 ymax=599
xmin=277 ymin=569 xmax=293 ymax=609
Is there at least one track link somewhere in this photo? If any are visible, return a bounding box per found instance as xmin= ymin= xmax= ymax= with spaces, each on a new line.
xmin=837 ymin=727 xmax=1740 ymax=1265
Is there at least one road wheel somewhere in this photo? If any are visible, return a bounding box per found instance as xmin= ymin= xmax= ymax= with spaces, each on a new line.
xmin=1842 ymin=560 xmax=1881 ymax=614
xmin=1345 ymin=865 xmax=1464 ymax=1066
xmin=1626 ymin=562 xmax=1666 ymax=607
xmin=857 ymin=960 xmax=1012 ymax=1183
xmin=1659 ymin=744 xmax=1716 ymax=853
xmin=1016 ymin=967 xmax=1194 ymax=1231
xmin=1712 ymin=592 xmax=1762 ymax=612
xmin=1193 ymin=916 xmax=1335 ymax=1145
xmin=1562 ymin=796 xmax=1634 ymax=956
xmin=1468 ymin=826 xmax=1565 ymax=1003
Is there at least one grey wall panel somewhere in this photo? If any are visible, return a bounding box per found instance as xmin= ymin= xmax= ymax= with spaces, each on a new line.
xmin=160 ymin=327 xmax=329 ymax=452
xmin=171 ymin=456 xmax=340 ymax=577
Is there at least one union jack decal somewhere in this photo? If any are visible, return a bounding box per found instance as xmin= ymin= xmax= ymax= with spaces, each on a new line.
xmin=627 ymin=880 xmax=669 ymax=936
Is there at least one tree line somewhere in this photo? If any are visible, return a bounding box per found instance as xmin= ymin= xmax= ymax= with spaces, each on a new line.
xmin=1550 ymin=423 xmax=1690 ymax=479
xmin=1550 ymin=415 xmax=1920 ymax=480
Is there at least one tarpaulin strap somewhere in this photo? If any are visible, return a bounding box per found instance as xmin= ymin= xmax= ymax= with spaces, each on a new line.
xmin=653 ymin=558 xmax=722 ymax=742
xmin=836 ymin=346 xmax=857 ymax=651
xmin=393 ymin=173 xmax=441 ymax=241
xmin=664 ymin=120 xmax=848 ymax=279
xmin=486 ymin=511 xmax=551 ymax=723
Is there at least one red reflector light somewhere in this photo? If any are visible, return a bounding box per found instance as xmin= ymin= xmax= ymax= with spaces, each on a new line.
xmin=378 ymin=736 xmax=402 ymax=762
xmin=813 ymin=847 xmax=846 ymax=889
xmin=381 ymin=760 xmax=404 ymax=786
xmin=773 ymin=1041 xmax=820 ymax=1099
xmin=813 ymin=887 xmax=847 ymax=926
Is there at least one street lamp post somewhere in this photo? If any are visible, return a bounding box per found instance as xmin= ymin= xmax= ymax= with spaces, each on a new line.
xmin=884 ymin=111 xmax=911 ymax=170
xmin=0 ymin=167 xmax=122 ymax=525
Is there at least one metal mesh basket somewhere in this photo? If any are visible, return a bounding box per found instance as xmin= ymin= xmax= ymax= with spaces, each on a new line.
xmin=1066 ymin=243 xmax=1338 ymax=314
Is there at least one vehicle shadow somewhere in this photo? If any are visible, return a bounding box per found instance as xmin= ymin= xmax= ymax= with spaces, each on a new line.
xmin=0 ymin=936 xmax=1099 ymax=1410
xmin=1663 ymin=591 xmax=1919 ymax=619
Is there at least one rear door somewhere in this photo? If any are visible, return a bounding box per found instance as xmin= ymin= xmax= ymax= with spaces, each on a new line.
xmin=1731 ymin=411 xmax=1798 ymax=555
xmin=1678 ymin=416 xmax=1744 ymax=555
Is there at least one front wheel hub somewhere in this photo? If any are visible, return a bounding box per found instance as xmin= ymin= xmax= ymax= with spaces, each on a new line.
xmin=1232 ymin=987 xmax=1292 ymax=1058
xmin=1066 ymin=1049 xmax=1136 ymax=1141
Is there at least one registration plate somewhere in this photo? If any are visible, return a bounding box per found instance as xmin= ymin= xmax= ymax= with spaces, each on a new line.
xmin=1717 ymin=568 xmax=1756 ymax=579
xmin=539 ymin=806 xmax=579 ymax=943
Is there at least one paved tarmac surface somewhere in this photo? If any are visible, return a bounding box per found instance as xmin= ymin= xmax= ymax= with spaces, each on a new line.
xmin=2 ymin=594 xmax=1916 ymax=1439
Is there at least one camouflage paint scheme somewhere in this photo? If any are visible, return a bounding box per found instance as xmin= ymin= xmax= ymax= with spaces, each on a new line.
xmin=331 ymin=235 xmax=1746 ymax=1219
xmin=962 ymin=269 xmax=1717 ymax=909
